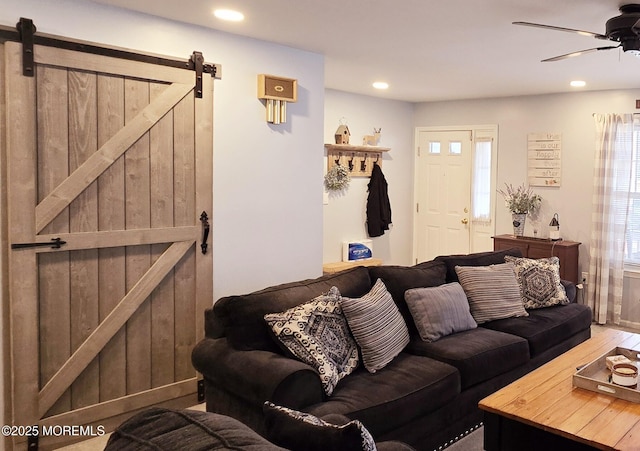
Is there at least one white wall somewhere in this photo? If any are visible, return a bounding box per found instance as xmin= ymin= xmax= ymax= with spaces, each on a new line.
xmin=0 ymin=0 xmax=325 ymax=430
xmin=323 ymin=89 xmax=414 ymax=265
xmin=414 ymin=89 xmax=640 ymax=325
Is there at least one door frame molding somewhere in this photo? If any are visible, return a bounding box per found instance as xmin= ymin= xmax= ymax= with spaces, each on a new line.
xmin=412 ymin=124 xmax=499 ymax=263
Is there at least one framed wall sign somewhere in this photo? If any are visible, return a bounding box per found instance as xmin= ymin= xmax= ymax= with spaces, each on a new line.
xmin=527 ymin=133 xmax=561 ymax=187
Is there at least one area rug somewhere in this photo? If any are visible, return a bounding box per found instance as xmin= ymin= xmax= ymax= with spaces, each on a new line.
xmin=445 ymin=426 xmax=483 ymax=451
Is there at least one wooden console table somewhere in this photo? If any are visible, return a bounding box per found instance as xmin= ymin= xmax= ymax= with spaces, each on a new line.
xmin=322 ymin=258 xmax=382 ymax=275
xmin=492 ymin=235 xmax=581 ymax=284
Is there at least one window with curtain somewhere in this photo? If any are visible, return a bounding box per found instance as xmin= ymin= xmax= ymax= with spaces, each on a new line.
xmin=472 ymin=138 xmax=492 ymax=222
xmin=589 ymin=113 xmax=635 ymax=325
xmin=625 ymin=126 xmax=640 ymax=265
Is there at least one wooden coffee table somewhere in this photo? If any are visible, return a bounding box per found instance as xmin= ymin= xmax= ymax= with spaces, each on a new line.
xmin=479 ymin=328 xmax=640 ymax=450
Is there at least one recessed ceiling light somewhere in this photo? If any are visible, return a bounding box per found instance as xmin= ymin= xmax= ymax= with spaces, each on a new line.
xmin=570 ymin=80 xmax=586 ymax=88
xmin=373 ymin=81 xmax=389 ymax=90
xmin=214 ymin=9 xmax=244 ymax=22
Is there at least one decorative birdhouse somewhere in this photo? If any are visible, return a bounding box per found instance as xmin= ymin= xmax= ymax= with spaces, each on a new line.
xmin=335 ymin=124 xmax=351 ymax=144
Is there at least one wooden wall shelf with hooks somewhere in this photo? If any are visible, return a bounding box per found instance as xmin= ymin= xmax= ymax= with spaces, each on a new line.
xmin=325 ymin=144 xmax=390 ymax=177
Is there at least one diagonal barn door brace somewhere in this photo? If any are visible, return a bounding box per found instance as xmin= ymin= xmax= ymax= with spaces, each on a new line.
xmin=37 ymin=240 xmax=194 ymax=417
xmin=35 ymin=82 xmax=193 ymax=234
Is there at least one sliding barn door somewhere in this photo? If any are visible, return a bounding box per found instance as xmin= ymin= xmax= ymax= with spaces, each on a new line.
xmin=4 ymin=39 xmax=213 ymax=450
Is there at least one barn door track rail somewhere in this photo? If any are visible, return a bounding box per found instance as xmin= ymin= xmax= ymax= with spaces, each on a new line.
xmin=1 ymin=17 xmax=221 ymax=96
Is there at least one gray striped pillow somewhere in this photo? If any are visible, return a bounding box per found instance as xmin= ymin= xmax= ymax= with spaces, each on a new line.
xmin=340 ymin=279 xmax=410 ymax=373
xmin=454 ymin=262 xmax=528 ymax=324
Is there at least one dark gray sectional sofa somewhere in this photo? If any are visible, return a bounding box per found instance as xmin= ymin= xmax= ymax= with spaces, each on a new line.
xmin=191 ymin=248 xmax=592 ymax=451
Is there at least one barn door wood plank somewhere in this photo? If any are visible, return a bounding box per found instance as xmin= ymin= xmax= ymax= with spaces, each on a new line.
xmin=5 ymin=40 xmax=40 ymax=436
xmin=68 ymin=69 xmax=100 ymax=409
xmin=173 ymin=88 xmax=197 ymax=381
xmin=38 ymin=240 xmax=194 ymax=417
xmin=36 ymin=64 xmax=72 ymax=418
xmin=125 ymin=78 xmax=153 ymax=395
xmin=35 ymin=81 xmax=193 ymax=233
xmin=97 ymin=73 xmax=127 ymax=402
xmin=194 ymin=74 xmax=214 ymax=344
xmin=149 ymin=82 xmax=176 ymax=388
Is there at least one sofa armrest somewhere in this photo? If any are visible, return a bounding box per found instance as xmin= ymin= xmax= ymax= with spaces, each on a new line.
xmin=561 ymin=280 xmax=576 ymax=303
xmin=192 ymin=337 xmax=324 ymax=409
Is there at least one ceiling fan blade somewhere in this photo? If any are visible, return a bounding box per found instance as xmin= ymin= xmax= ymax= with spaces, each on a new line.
xmin=541 ymin=45 xmax=620 ymax=62
xmin=513 ymin=21 xmax=608 ymax=40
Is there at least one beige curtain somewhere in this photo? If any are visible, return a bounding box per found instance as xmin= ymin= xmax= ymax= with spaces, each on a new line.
xmin=588 ymin=114 xmax=634 ymax=324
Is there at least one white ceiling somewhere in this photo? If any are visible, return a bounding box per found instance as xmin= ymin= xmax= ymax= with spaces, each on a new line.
xmin=85 ymin=0 xmax=640 ymax=102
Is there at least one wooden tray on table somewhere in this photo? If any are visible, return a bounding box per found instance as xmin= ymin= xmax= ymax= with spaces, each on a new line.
xmin=573 ymin=346 xmax=640 ymax=403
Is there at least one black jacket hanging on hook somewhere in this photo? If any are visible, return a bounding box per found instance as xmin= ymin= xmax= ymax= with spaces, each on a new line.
xmin=366 ymin=162 xmax=392 ymax=237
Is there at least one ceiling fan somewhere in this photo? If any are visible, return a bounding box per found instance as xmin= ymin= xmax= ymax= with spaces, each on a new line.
xmin=514 ymin=4 xmax=640 ymax=61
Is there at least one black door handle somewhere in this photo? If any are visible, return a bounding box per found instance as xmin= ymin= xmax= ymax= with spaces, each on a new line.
xmin=200 ymin=211 xmax=210 ymax=254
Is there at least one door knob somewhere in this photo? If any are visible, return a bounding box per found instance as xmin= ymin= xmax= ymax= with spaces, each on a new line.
xmin=461 ymin=218 xmax=469 ymax=225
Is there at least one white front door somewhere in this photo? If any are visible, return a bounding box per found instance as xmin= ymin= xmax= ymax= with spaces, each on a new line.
xmin=415 ymin=129 xmax=472 ymax=263
xmin=414 ymin=126 xmax=499 ymax=263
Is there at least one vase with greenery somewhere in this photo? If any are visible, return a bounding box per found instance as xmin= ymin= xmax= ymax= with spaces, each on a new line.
xmin=497 ymin=183 xmax=542 ymax=236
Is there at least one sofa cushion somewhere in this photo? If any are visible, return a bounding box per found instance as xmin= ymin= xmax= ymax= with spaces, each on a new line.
xmin=306 ymin=353 xmax=460 ymax=437
xmin=406 ymin=328 xmax=530 ymax=389
xmin=404 ymin=283 xmax=477 ymax=342
xmin=105 ymin=407 xmax=287 ymax=451
xmin=434 ymin=248 xmax=523 ymax=283
xmin=340 ymin=279 xmax=410 ymax=373
xmin=481 ymin=303 xmax=592 ymax=356
xmin=368 ymin=261 xmax=447 ymax=336
xmin=263 ymin=402 xmax=376 ymax=451
xmin=504 ymin=255 xmax=569 ymax=309
xmin=264 ymin=287 xmax=359 ymax=396
xmin=455 ymin=262 xmax=529 ymax=324
xmin=214 ymin=267 xmax=372 ymax=351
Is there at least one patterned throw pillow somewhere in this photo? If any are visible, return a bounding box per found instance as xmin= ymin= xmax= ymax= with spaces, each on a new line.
xmin=340 ymin=279 xmax=410 ymax=373
xmin=264 ymin=287 xmax=359 ymax=396
xmin=263 ymin=402 xmax=377 ymax=451
xmin=454 ymin=262 xmax=529 ymax=324
xmin=504 ymin=255 xmax=569 ymax=309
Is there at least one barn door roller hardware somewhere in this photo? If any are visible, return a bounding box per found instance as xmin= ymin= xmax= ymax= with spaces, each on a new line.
xmin=1 ymin=18 xmax=222 ymax=85
xmin=188 ymin=51 xmax=219 ymax=98
xmin=16 ymin=17 xmax=35 ymax=77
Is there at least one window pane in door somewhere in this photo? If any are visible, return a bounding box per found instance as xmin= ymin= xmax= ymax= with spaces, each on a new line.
xmin=429 ymin=141 xmax=441 ymax=154
xmin=449 ymin=141 xmax=462 ymax=155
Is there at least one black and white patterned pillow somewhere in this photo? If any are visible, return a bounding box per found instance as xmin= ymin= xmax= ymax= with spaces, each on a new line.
xmin=504 ymin=255 xmax=569 ymax=309
xmin=263 ymin=402 xmax=377 ymax=451
xmin=340 ymin=279 xmax=410 ymax=373
xmin=264 ymin=287 xmax=359 ymax=396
